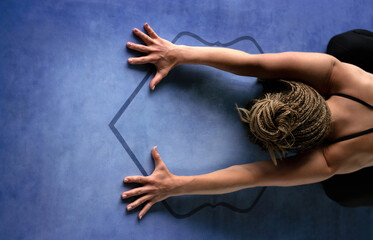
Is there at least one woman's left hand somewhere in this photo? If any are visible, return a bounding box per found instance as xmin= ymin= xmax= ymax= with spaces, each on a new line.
xmin=122 ymin=146 xmax=179 ymax=219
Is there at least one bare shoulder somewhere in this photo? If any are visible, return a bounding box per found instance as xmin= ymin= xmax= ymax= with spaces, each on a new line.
xmin=322 ymin=136 xmax=373 ymax=175
xmin=329 ymin=60 xmax=373 ymax=105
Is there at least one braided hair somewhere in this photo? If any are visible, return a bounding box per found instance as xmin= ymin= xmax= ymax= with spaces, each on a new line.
xmin=236 ymin=79 xmax=331 ymax=166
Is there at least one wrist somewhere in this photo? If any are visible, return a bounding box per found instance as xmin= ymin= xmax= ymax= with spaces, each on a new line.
xmin=170 ymin=174 xmax=193 ymax=197
xmin=171 ymin=45 xmax=189 ymax=66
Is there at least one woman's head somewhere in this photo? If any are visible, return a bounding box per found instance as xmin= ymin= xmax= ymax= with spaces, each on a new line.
xmin=236 ymin=79 xmax=331 ymax=165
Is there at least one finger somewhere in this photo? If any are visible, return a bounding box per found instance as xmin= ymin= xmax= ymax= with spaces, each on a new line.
xmin=133 ymin=28 xmax=153 ymax=45
xmin=127 ymin=42 xmax=150 ymax=53
xmin=124 ymin=175 xmax=148 ymax=184
xmin=128 ymin=56 xmax=154 ymax=65
xmin=149 ymin=72 xmax=164 ymax=91
xmin=126 ymin=194 xmax=153 ymax=211
xmin=139 ymin=201 xmax=155 ymax=220
xmin=122 ymin=186 xmax=154 ymax=199
xmin=144 ymin=23 xmax=159 ymax=39
xmin=151 ymin=146 xmax=163 ymax=167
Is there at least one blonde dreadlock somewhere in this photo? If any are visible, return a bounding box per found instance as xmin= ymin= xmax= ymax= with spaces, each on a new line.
xmin=236 ymin=80 xmax=331 ymax=166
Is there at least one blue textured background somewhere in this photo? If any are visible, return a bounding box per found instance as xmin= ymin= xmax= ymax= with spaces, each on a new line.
xmin=1 ymin=0 xmax=372 ymax=239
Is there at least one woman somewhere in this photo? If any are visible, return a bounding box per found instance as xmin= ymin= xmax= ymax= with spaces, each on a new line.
xmin=122 ymin=24 xmax=373 ymax=219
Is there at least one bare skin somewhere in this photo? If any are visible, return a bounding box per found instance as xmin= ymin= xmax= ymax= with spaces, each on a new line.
xmin=122 ymin=23 xmax=373 ymax=219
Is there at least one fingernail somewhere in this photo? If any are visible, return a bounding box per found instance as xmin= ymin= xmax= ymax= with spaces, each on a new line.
xmin=124 ymin=178 xmax=128 ymax=182
xmin=151 ymin=86 xmax=155 ymax=91
xmin=139 ymin=215 xmax=143 ymax=220
xmin=122 ymin=194 xmax=127 ymax=199
xmin=133 ymin=28 xmax=137 ymax=32
xmin=128 ymin=58 xmax=133 ymax=63
xmin=127 ymin=206 xmax=132 ymax=210
xmin=127 ymin=42 xmax=132 ymax=46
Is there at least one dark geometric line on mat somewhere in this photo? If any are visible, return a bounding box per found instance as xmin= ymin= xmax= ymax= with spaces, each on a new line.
xmin=162 ymin=187 xmax=267 ymax=219
xmin=172 ymin=31 xmax=264 ymax=52
xmin=109 ymin=70 xmax=153 ymax=176
xmin=109 ymin=31 xmax=266 ymax=218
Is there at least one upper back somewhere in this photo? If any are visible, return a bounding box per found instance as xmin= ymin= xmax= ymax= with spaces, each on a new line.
xmin=322 ymin=61 xmax=373 ymax=174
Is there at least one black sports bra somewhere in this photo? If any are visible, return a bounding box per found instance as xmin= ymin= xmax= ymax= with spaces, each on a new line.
xmin=328 ymin=93 xmax=373 ymax=144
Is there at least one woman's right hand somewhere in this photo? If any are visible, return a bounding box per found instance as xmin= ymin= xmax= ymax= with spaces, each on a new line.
xmin=127 ymin=23 xmax=180 ymax=90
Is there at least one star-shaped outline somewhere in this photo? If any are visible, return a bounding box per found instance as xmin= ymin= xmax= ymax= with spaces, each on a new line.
xmin=110 ymin=31 xmax=266 ymax=219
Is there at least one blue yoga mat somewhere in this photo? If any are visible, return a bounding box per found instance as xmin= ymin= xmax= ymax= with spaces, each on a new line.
xmin=1 ymin=1 xmax=372 ymax=239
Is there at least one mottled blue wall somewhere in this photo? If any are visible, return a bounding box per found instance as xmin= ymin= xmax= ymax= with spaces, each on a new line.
xmin=1 ymin=1 xmax=372 ymax=239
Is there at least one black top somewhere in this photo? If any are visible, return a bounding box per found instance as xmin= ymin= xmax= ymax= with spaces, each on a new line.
xmin=328 ymin=93 xmax=373 ymax=144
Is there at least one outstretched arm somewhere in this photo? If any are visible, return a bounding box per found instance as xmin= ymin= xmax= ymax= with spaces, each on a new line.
xmin=172 ymin=147 xmax=335 ymax=195
xmin=122 ymin=147 xmax=335 ymax=219
xmin=128 ymin=23 xmax=338 ymax=94
xmin=177 ymin=48 xmax=338 ymax=95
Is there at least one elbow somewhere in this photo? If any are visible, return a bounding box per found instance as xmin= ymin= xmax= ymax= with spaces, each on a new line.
xmin=322 ymin=148 xmax=338 ymax=178
xmin=325 ymin=55 xmax=339 ymax=95
xmin=323 ymin=165 xmax=337 ymax=181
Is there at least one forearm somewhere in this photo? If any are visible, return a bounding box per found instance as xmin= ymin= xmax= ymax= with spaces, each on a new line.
xmin=172 ymin=165 xmax=256 ymax=196
xmin=171 ymin=161 xmax=287 ymax=197
xmin=175 ymin=45 xmax=263 ymax=77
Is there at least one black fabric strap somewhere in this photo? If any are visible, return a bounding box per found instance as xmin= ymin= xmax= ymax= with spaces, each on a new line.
xmin=329 ymin=127 xmax=373 ymax=144
xmin=328 ymin=93 xmax=373 ymax=144
xmin=330 ymin=93 xmax=373 ymax=109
